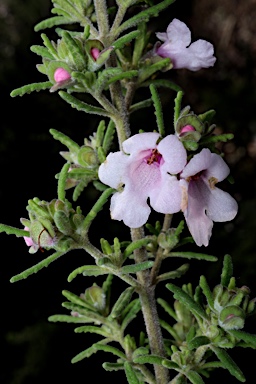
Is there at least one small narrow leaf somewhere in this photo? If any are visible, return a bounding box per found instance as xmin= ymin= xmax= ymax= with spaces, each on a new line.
xmin=62 ymin=290 xmax=94 ymax=311
xmin=156 ymin=264 xmax=189 ymax=283
xmin=10 ymin=82 xmax=52 ymax=97
xmin=124 ymin=361 xmax=140 ymax=384
xmin=113 ymin=30 xmax=140 ymax=50
xmin=157 ymin=298 xmax=177 ymax=321
xmin=81 ymin=188 xmax=115 ymax=231
xmin=71 ymin=340 xmax=111 ymax=363
xmin=109 ymin=287 xmax=134 ymax=319
xmin=121 ymin=299 xmax=141 ymax=332
xmin=120 ymin=261 xmax=154 ymax=274
xmin=166 ymin=283 xmax=207 ymax=320
xmin=74 ymin=325 xmax=110 ymax=338
xmin=133 ymin=355 xmax=163 ymax=365
xmin=221 ymin=254 xmax=233 ymax=287
xmin=116 ymin=0 xmax=175 ymax=35
xmin=59 ymin=91 xmax=111 ymax=117
xmin=68 ymin=265 xmax=108 ymax=282
xmin=210 ymin=345 xmax=246 ymax=382
xmin=167 ymin=252 xmax=217 ymax=262
xmin=174 ymin=91 xmax=184 ymax=123
xmin=50 ymin=128 xmax=80 ymax=152
xmin=57 ymin=162 xmax=70 ymax=200
xmin=150 ymin=84 xmax=165 ymax=136
xmin=0 ymin=224 xmax=29 ymax=237
xmin=228 ymin=329 xmax=256 ymax=348
xmin=187 ymin=336 xmax=210 ymax=351
xmin=102 ymin=119 xmax=115 ymax=154
xmin=103 ymin=362 xmax=124 ymax=371
xmin=10 ymin=251 xmax=66 ymax=282
xmin=35 ymin=17 xmax=74 ymax=32
xmin=199 ymin=275 xmax=214 ymax=309
xmin=185 ymin=370 xmax=205 ymax=384
xmin=48 ymin=314 xmax=93 ymax=323
xmin=123 ymin=238 xmax=153 ymax=259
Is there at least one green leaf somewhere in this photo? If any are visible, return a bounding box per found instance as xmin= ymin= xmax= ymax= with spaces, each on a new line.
xmin=71 ymin=342 xmax=126 ymax=363
xmin=10 ymin=82 xmax=52 ymax=97
xmin=0 ymin=224 xmax=29 ymax=237
xmin=62 ymin=290 xmax=94 ymax=311
xmin=167 ymin=252 xmax=217 ymax=262
xmin=138 ymin=58 xmax=171 ymax=84
xmin=161 ymin=359 xmax=179 ymax=369
xmin=156 ymin=264 xmax=189 ymax=283
xmin=228 ymin=329 xmax=256 ymax=348
xmin=121 ymin=299 xmax=141 ymax=332
xmin=187 ymin=336 xmax=210 ymax=351
xmin=74 ymin=325 xmax=110 ymax=338
xmin=58 ymin=91 xmax=111 ymax=117
xmin=68 ymin=265 xmax=109 ymax=283
xmin=48 ymin=314 xmax=93 ymax=323
xmin=185 ymin=370 xmax=205 ymax=384
xmin=200 ymin=134 xmax=234 ymax=145
xmin=129 ymin=99 xmax=152 ymax=114
xmin=210 ymin=345 xmax=245 ymax=382
xmin=10 ymin=251 xmax=66 ymax=282
xmin=124 ymin=361 xmax=140 ymax=384
xmin=157 ymin=298 xmax=177 ymax=321
xmin=174 ymin=91 xmax=184 ymax=123
xmin=116 ymin=0 xmax=176 ymax=35
xmin=120 ymin=261 xmax=154 ymax=274
xmin=81 ymin=188 xmax=115 ymax=231
xmin=141 ymin=79 xmax=182 ymax=93
xmin=102 ymin=120 xmax=116 ymax=154
xmin=166 ymin=283 xmax=208 ymax=320
xmin=57 ymin=162 xmax=70 ymax=201
xmin=62 ymin=31 xmax=86 ymax=70
xmin=123 ymin=238 xmax=153 ymax=259
xmin=221 ymin=254 xmax=233 ymax=287
xmin=102 ymin=362 xmax=124 ymax=371
xmin=199 ymin=275 xmax=214 ymax=309
xmin=113 ymin=30 xmax=140 ymax=50
xmin=35 ymin=16 xmax=74 ymax=32
xmin=50 ymin=128 xmax=80 ymax=152
xmin=150 ymin=84 xmax=165 ymax=136
xmin=61 ymin=302 xmax=106 ymax=323
xmin=109 ymin=287 xmax=134 ymax=319
xmin=133 ymin=354 xmax=163 ymax=365
xmin=30 ymin=45 xmax=55 ymax=59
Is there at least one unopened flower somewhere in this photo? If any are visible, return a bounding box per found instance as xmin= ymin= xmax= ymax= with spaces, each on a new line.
xmin=98 ymin=132 xmax=187 ymax=228
xmin=179 ymin=125 xmax=196 ymax=136
xmin=156 ymin=19 xmax=216 ymax=71
xmin=54 ymin=67 xmax=71 ymax=82
xmin=23 ymin=226 xmax=39 ymax=253
xmin=90 ymin=47 xmax=101 ymax=61
xmin=180 ymin=148 xmax=238 ymax=246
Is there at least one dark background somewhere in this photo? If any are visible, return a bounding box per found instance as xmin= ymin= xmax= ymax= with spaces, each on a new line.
xmin=1 ymin=0 xmax=256 ymax=383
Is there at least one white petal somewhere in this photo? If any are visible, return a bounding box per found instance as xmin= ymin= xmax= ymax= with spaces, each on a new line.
xmin=149 ymin=176 xmax=182 ymax=214
xmin=156 ymin=32 xmax=168 ymax=42
xmin=158 ymin=135 xmax=187 ymax=174
xmin=184 ymin=179 xmax=213 ymax=246
xmin=98 ymin=151 xmax=129 ymax=188
xmin=110 ymin=189 xmax=150 ymax=228
xmin=206 ymin=187 xmax=238 ymax=222
xmin=181 ymin=148 xmax=212 ymax=179
xmin=122 ymin=132 xmax=160 ymax=155
xmin=205 ymin=153 xmax=230 ymax=181
xmin=188 ymin=40 xmax=216 ymax=70
xmin=166 ymin=19 xmax=191 ymax=47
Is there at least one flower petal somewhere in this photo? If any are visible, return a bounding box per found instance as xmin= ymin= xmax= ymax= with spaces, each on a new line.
xmin=205 ymin=152 xmax=230 ymax=181
xmin=188 ymin=40 xmax=216 ymax=70
xmin=205 ymin=187 xmax=238 ymax=222
xmin=122 ymin=132 xmax=160 ymax=155
xmin=110 ymin=189 xmax=150 ymax=228
xmin=180 ymin=148 xmax=212 ymax=179
xmin=165 ymin=19 xmax=191 ymax=47
xmin=158 ymin=135 xmax=187 ymax=174
xmin=184 ymin=178 xmax=213 ymax=246
xmin=98 ymin=151 xmax=129 ymax=188
xmin=149 ymin=176 xmax=182 ymax=214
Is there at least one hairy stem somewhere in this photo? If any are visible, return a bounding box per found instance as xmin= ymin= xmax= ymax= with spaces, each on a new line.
xmin=131 ymin=227 xmax=169 ymax=384
xmin=93 ymin=0 xmax=109 ymax=38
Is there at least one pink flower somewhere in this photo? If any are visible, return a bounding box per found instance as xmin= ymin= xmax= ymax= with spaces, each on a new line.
xmin=180 ymin=148 xmax=238 ymax=246
xmin=98 ymin=132 xmax=187 ymax=228
xmin=54 ymin=68 xmax=71 ymax=82
xmin=91 ymin=47 xmax=101 ymax=61
xmin=156 ymin=19 xmax=216 ymax=71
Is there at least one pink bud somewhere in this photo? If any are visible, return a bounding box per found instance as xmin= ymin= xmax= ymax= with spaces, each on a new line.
xmin=91 ymin=47 xmax=100 ymax=61
xmin=54 ymin=68 xmax=71 ymax=82
xmin=179 ymin=125 xmax=196 ymax=136
xmin=23 ymin=226 xmax=34 ymax=247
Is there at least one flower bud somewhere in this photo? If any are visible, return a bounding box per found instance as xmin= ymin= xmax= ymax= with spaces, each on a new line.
xmin=91 ymin=47 xmax=100 ymax=61
xmin=54 ymin=67 xmax=71 ymax=82
xmin=219 ymin=305 xmax=245 ymax=330
xmin=84 ymin=285 xmax=106 ymax=312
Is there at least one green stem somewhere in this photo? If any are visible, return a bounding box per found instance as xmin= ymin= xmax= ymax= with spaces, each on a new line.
xmin=93 ymin=0 xmax=109 ymax=38
xmin=131 ymin=227 xmax=169 ymax=384
xmin=110 ymin=4 xmax=127 ymax=36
